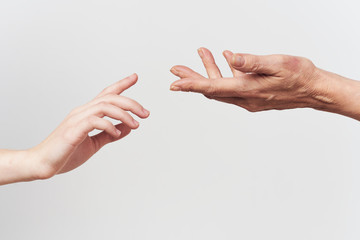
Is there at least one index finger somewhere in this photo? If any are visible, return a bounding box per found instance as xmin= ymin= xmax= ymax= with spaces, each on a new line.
xmin=96 ymin=73 xmax=138 ymax=98
xmin=170 ymin=77 xmax=242 ymax=97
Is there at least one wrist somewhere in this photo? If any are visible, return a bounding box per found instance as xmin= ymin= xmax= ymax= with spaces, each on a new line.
xmin=310 ymin=68 xmax=360 ymax=120
xmin=17 ymin=149 xmax=41 ymax=182
xmin=27 ymin=145 xmax=57 ymax=180
xmin=13 ymin=147 xmax=48 ymax=183
xmin=0 ymin=149 xmax=38 ymax=185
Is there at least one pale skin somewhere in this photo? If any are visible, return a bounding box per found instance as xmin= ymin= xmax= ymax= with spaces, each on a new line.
xmin=2 ymin=50 xmax=360 ymax=186
xmin=170 ymin=47 xmax=360 ymax=121
xmin=0 ymin=74 xmax=150 ymax=185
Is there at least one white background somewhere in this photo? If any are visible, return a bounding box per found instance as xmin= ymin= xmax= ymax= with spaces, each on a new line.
xmin=1 ymin=0 xmax=360 ymax=239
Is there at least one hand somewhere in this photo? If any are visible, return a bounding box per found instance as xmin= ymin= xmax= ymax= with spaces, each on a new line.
xmin=28 ymin=73 xmax=150 ymax=180
xmin=170 ymin=47 xmax=331 ymax=112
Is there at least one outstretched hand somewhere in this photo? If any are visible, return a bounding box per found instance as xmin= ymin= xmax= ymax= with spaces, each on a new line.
xmin=170 ymin=48 xmax=330 ymax=112
xmin=31 ymin=73 xmax=150 ymax=179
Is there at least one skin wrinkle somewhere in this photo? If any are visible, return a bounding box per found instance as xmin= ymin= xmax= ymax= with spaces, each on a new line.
xmin=266 ymin=95 xmax=276 ymax=101
xmin=170 ymin=48 xmax=360 ymax=121
xmin=312 ymin=94 xmax=335 ymax=104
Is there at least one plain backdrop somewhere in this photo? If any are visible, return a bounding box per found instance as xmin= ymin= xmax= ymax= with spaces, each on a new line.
xmin=1 ymin=0 xmax=360 ymax=239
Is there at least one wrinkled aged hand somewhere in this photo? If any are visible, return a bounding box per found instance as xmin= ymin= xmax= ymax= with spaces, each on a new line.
xmin=170 ymin=47 xmax=333 ymax=112
xmin=0 ymin=74 xmax=150 ymax=185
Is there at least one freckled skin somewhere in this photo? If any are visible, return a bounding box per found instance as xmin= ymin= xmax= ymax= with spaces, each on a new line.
xmin=170 ymin=48 xmax=360 ymax=121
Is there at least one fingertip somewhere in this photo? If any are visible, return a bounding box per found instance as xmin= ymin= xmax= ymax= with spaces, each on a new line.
xmin=115 ymin=129 xmax=122 ymax=137
xmin=197 ymin=47 xmax=204 ymax=58
xmin=170 ymin=67 xmax=179 ymax=75
xmin=232 ymin=54 xmax=244 ymax=67
xmin=132 ymin=119 xmax=140 ymax=129
xmin=115 ymin=123 xmax=132 ymax=138
xmin=199 ymin=47 xmax=210 ymax=52
xmin=223 ymin=50 xmax=233 ymax=58
xmin=170 ymin=85 xmax=181 ymax=91
xmin=170 ymin=65 xmax=191 ymax=78
xmin=131 ymin=73 xmax=138 ymax=82
xmin=122 ymin=73 xmax=138 ymax=85
xmin=142 ymin=108 xmax=150 ymax=118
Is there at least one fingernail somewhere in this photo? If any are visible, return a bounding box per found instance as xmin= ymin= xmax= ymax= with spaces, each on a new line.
xmin=133 ymin=119 xmax=139 ymax=126
xmin=223 ymin=50 xmax=232 ymax=57
xmin=170 ymin=67 xmax=178 ymax=75
xmin=115 ymin=129 xmax=122 ymax=135
xmin=170 ymin=85 xmax=181 ymax=91
xmin=233 ymin=55 xmax=244 ymax=66
xmin=197 ymin=48 xmax=204 ymax=58
xmin=142 ymin=108 xmax=150 ymax=116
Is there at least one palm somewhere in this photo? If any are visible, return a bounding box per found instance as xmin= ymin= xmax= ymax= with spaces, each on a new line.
xmin=59 ymin=136 xmax=96 ymax=173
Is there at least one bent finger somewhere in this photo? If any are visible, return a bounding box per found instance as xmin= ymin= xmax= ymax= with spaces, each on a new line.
xmin=231 ymin=54 xmax=285 ymax=75
xmin=83 ymin=102 xmax=140 ymax=129
xmin=223 ymin=50 xmax=245 ymax=77
xmin=90 ymin=95 xmax=150 ymax=119
xmin=91 ymin=123 xmax=132 ymax=150
xmin=78 ymin=116 xmax=121 ymax=139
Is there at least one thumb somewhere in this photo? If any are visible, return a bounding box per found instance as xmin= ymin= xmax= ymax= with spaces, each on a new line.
xmin=231 ymin=53 xmax=283 ymax=75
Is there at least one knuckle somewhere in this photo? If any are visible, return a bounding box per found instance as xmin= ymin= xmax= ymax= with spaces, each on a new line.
xmin=126 ymin=98 xmax=138 ymax=108
xmin=278 ymin=55 xmax=292 ymax=66
xmin=97 ymin=101 xmax=109 ymax=108
xmin=183 ymin=81 xmax=194 ymax=92
xmin=86 ymin=115 xmax=97 ymax=125
xmin=300 ymin=57 xmax=315 ymax=69
xmin=100 ymin=86 xmax=113 ymax=95
xmin=100 ymin=93 xmax=116 ymax=102
xmin=251 ymin=60 xmax=263 ymax=72
xmin=65 ymin=115 xmax=77 ymax=126
xmin=280 ymin=55 xmax=313 ymax=71
xmin=104 ymin=120 xmax=114 ymax=129
xmin=67 ymin=106 xmax=84 ymax=121
xmin=69 ymin=106 xmax=81 ymax=115
xmin=206 ymin=81 xmax=218 ymax=95
xmin=278 ymin=55 xmax=290 ymax=65
xmin=95 ymin=102 xmax=110 ymax=114
xmin=62 ymin=126 xmax=86 ymax=147
xmin=234 ymin=80 xmax=248 ymax=95
xmin=110 ymin=93 xmax=121 ymax=100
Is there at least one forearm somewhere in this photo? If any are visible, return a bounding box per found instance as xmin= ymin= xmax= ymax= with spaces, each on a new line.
xmin=0 ymin=149 xmax=37 ymax=185
xmin=311 ymin=68 xmax=360 ymax=121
